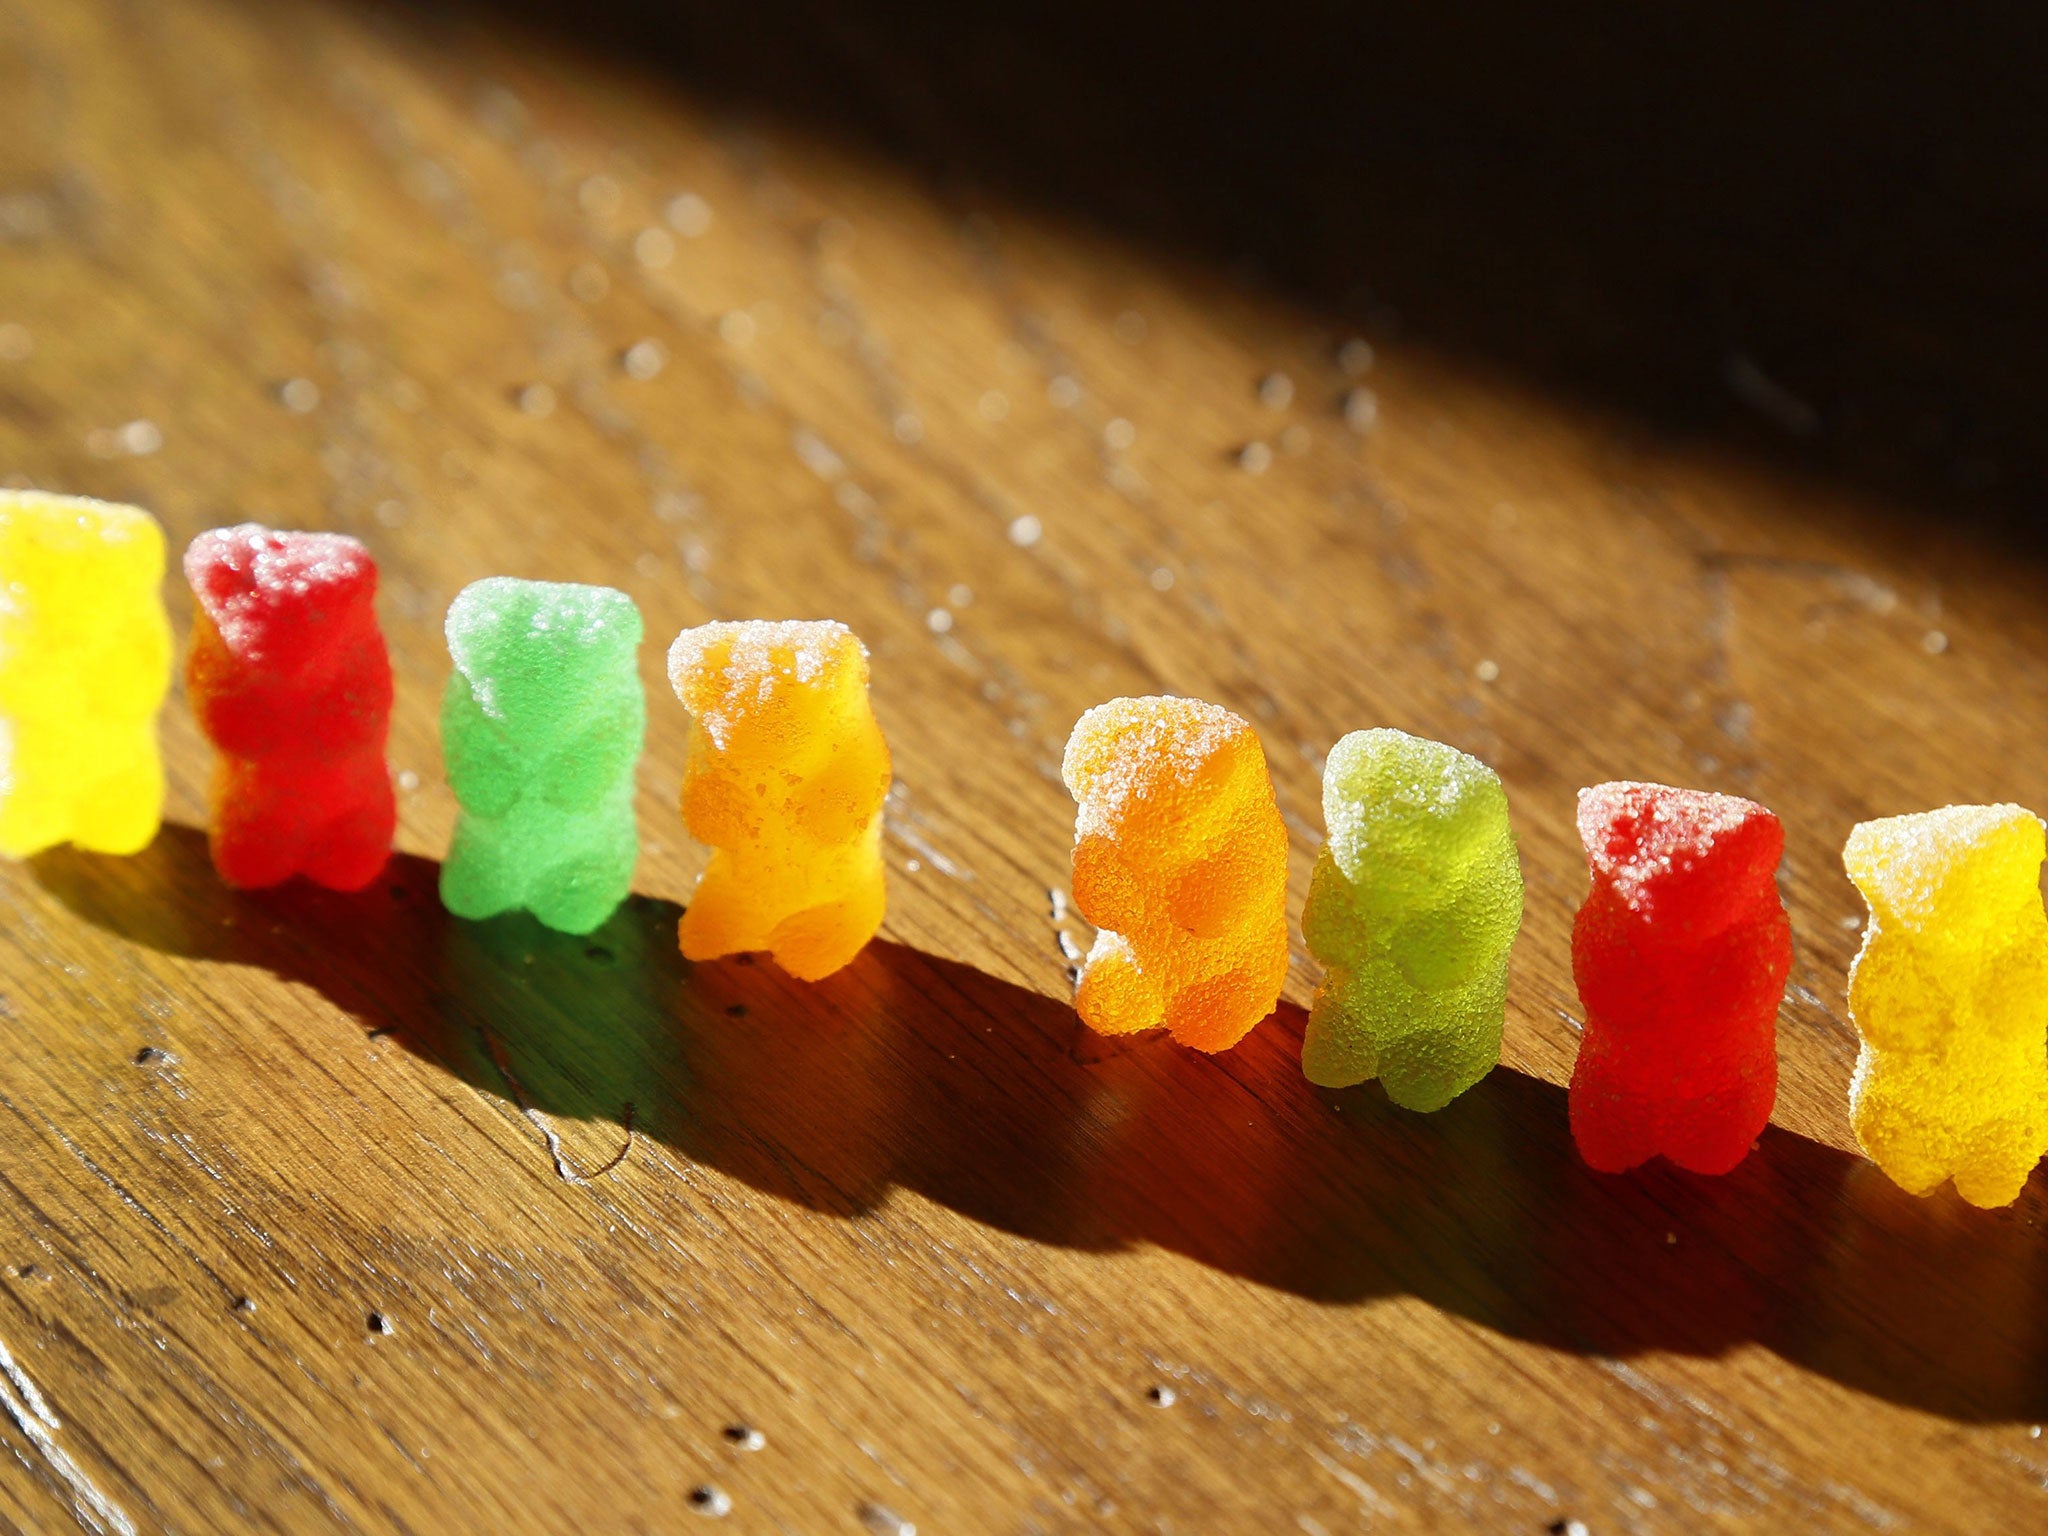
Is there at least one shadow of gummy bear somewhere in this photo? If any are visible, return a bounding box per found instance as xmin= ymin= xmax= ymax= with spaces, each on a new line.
xmin=35 ymin=822 xmax=2048 ymax=1423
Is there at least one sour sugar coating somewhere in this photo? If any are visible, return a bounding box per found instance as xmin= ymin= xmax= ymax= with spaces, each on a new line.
xmin=184 ymin=525 xmax=395 ymax=891
xmin=668 ymin=620 xmax=891 ymax=980
xmin=1844 ymin=805 xmax=2048 ymax=1209
xmin=0 ymin=492 xmax=172 ymax=859
xmin=1301 ymin=729 xmax=1522 ymax=1109
xmin=1569 ymin=782 xmax=1790 ymax=1175
xmin=1062 ymin=696 xmax=1289 ymax=1052
xmin=440 ymin=578 xmax=645 ymax=935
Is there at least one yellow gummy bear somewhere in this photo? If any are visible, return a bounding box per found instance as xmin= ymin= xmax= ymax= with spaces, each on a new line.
xmin=668 ymin=620 xmax=891 ymax=980
xmin=0 ymin=492 xmax=172 ymax=858
xmin=1062 ymin=696 xmax=1290 ymax=1052
xmin=1844 ymin=804 xmax=2048 ymax=1208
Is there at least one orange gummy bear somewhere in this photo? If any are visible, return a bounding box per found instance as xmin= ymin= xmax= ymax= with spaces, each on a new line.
xmin=668 ymin=620 xmax=892 ymax=980
xmin=1061 ymin=696 xmax=1290 ymax=1051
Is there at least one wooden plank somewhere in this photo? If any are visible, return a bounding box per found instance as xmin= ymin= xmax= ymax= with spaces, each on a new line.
xmin=2 ymin=0 xmax=2044 ymax=1530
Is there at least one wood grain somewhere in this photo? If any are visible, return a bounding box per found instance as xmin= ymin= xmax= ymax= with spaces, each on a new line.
xmin=3 ymin=1 xmax=2046 ymax=1531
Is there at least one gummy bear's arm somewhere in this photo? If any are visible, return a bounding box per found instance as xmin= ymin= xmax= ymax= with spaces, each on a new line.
xmin=1848 ymin=922 xmax=1966 ymax=1054
xmin=1570 ymin=886 xmax=1647 ymax=1023
xmin=540 ymin=692 xmax=644 ymax=809
xmin=787 ymin=725 xmax=891 ymax=844
xmin=298 ymin=630 xmax=395 ymax=757
xmin=1073 ymin=829 xmax=1145 ymax=934
xmin=1302 ymin=847 xmax=1370 ymax=969
xmin=1982 ymin=911 xmax=2048 ymax=1038
xmin=440 ymin=676 xmax=524 ymax=820
xmin=87 ymin=606 xmax=173 ymax=720
xmin=1384 ymin=836 xmax=1524 ymax=990
xmin=190 ymin=673 xmax=291 ymax=758
xmin=189 ymin=628 xmax=296 ymax=758
xmin=1165 ymin=815 xmax=1287 ymax=938
xmin=0 ymin=633 xmax=86 ymax=715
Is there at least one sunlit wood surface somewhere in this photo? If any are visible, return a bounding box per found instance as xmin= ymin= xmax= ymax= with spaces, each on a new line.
xmin=3 ymin=2 xmax=2046 ymax=1532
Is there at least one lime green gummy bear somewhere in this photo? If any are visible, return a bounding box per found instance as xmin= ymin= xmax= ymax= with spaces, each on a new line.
xmin=1301 ymin=728 xmax=1524 ymax=1109
xmin=439 ymin=578 xmax=645 ymax=935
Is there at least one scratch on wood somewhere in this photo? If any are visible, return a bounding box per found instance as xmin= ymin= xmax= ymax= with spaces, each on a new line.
xmin=0 ymin=1327 xmax=137 ymax=1536
xmin=1309 ymin=1447 xmax=1399 ymax=1519
xmin=884 ymin=786 xmax=971 ymax=881
xmin=474 ymin=1026 xmax=635 ymax=1186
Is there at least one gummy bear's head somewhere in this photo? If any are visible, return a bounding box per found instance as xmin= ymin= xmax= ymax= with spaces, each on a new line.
xmin=0 ymin=492 xmax=164 ymax=637
xmin=1063 ymin=695 xmax=1270 ymax=865
xmin=1845 ymin=803 xmax=2045 ymax=944
xmin=1578 ymin=781 xmax=1783 ymax=934
xmin=184 ymin=525 xmax=377 ymax=665
xmin=667 ymin=619 xmax=872 ymax=773
xmin=447 ymin=577 xmax=643 ymax=730
xmin=1322 ymin=728 xmax=1513 ymax=915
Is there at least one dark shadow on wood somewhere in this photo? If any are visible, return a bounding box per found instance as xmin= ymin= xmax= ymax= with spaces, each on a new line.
xmin=35 ymin=823 xmax=2048 ymax=1423
xmin=362 ymin=0 xmax=2048 ymax=548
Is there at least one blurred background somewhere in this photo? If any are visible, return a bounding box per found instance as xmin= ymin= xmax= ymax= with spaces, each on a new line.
xmin=453 ymin=0 xmax=2048 ymax=539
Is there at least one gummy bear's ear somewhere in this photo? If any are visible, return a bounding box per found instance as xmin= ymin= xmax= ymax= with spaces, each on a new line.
xmin=1060 ymin=709 xmax=1124 ymax=801
xmin=1062 ymin=715 xmax=1149 ymax=804
xmin=1844 ymin=806 xmax=2044 ymax=929
xmin=666 ymin=628 xmax=733 ymax=713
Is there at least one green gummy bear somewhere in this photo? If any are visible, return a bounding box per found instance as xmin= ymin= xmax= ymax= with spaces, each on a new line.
xmin=1301 ymin=728 xmax=1523 ymax=1109
xmin=439 ymin=578 xmax=645 ymax=935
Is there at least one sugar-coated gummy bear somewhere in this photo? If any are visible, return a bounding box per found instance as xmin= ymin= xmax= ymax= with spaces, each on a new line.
xmin=0 ymin=491 xmax=172 ymax=858
xmin=1844 ymin=805 xmax=2048 ymax=1209
xmin=667 ymin=620 xmax=891 ymax=980
xmin=1569 ymin=782 xmax=1790 ymax=1175
xmin=1301 ymin=728 xmax=1523 ymax=1108
xmin=1062 ymin=696 xmax=1289 ymax=1052
xmin=440 ymin=578 xmax=644 ymax=935
xmin=184 ymin=525 xmax=395 ymax=891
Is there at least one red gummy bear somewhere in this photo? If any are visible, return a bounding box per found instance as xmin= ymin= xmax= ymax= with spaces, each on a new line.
xmin=184 ymin=525 xmax=395 ymax=891
xmin=1568 ymin=782 xmax=1791 ymax=1175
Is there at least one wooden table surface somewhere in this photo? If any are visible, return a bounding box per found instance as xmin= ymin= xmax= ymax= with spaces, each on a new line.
xmin=4 ymin=2 xmax=2046 ymax=1532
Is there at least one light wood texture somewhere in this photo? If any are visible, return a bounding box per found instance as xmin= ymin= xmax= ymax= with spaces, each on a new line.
xmin=3 ymin=2 xmax=2046 ymax=1532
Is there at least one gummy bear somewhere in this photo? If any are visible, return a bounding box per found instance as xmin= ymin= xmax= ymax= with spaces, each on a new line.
xmin=1301 ymin=728 xmax=1523 ymax=1109
xmin=184 ymin=525 xmax=395 ymax=891
xmin=440 ymin=578 xmax=644 ymax=935
xmin=1062 ymin=696 xmax=1289 ymax=1051
xmin=0 ymin=491 xmax=172 ymax=858
xmin=1843 ymin=804 xmax=2048 ymax=1208
xmin=668 ymin=620 xmax=891 ymax=980
xmin=1569 ymin=782 xmax=1790 ymax=1174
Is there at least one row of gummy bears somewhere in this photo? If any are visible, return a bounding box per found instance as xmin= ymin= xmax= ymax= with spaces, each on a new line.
xmin=4 ymin=491 xmax=2045 ymax=1210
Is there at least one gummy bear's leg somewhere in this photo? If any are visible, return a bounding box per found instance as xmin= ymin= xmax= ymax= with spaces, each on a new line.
xmin=72 ymin=730 xmax=163 ymax=856
xmin=1074 ymin=930 xmax=1165 ymax=1036
xmin=0 ymin=726 xmax=72 ymax=858
xmin=1375 ymin=977 xmax=1506 ymax=1113
xmin=302 ymin=758 xmax=396 ymax=893
xmin=1660 ymin=1058 xmax=1777 ymax=1176
xmin=680 ymin=856 xmax=763 ymax=962
xmin=1301 ymin=968 xmax=1377 ymax=1088
xmin=529 ymin=877 xmax=621 ymax=936
xmin=1376 ymin=1027 xmax=1490 ymax=1114
xmin=1567 ymin=1045 xmax=1659 ymax=1174
xmin=768 ymin=860 xmax=886 ymax=981
xmin=1951 ymin=1105 xmax=2046 ymax=1209
xmin=524 ymin=804 xmax=635 ymax=936
xmin=529 ymin=845 xmax=634 ymax=937
xmin=440 ymin=819 xmax=522 ymax=922
xmin=1162 ymin=958 xmax=1279 ymax=1053
xmin=210 ymin=762 xmax=303 ymax=889
xmin=1658 ymin=1107 xmax=1756 ymax=1177
xmin=1849 ymin=1082 xmax=1951 ymax=1197
xmin=1952 ymin=1152 xmax=2037 ymax=1210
